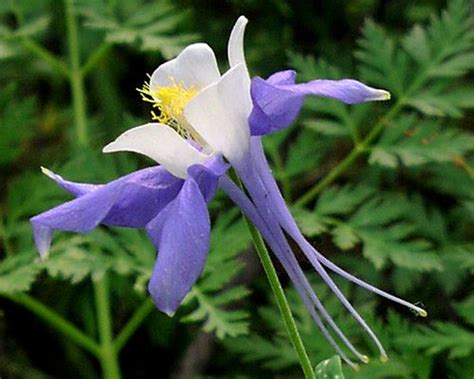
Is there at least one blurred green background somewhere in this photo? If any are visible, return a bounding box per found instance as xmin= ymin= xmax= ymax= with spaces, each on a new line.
xmin=0 ymin=0 xmax=473 ymax=378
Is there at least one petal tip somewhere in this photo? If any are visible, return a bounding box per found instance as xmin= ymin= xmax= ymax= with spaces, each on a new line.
xmin=237 ymin=15 xmax=248 ymax=25
xmin=31 ymin=221 xmax=53 ymax=258
xmin=379 ymin=89 xmax=391 ymax=101
xmin=164 ymin=309 xmax=176 ymax=317
xmin=102 ymin=142 xmax=116 ymax=154
xmin=40 ymin=166 xmax=55 ymax=179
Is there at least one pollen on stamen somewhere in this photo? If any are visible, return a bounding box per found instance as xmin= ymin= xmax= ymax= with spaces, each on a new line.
xmin=137 ymin=77 xmax=198 ymax=136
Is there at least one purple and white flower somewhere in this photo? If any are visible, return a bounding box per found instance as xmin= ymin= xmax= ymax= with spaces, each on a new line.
xmin=31 ymin=16 xmax=425 ymax=367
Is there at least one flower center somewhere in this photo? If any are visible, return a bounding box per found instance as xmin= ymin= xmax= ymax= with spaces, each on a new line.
xmin=138 ymin=78 xmax=199 ymax=138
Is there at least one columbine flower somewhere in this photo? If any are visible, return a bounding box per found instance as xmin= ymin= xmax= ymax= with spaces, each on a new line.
xmin=31 ymin=16 xmax=426 ymax=367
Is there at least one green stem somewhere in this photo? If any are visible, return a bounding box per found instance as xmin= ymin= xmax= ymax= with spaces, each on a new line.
xmin=114 ymin=298 xmax=155 ymax=353
xmin=20 ymin=39 xmax=70 ymax=78
xmin=94 ymin=276 xmax=122 ymax=379
xmin=244 ymin=218 xmax=315 ymax=379
xmin=4 ymin=293 xmax=101 ymax=357
xmin=65 ymin=0 xmax=88 ymax=147
xmin=82 ymin=43 xmax=112 ymax=78
xmin=232 ymin=174 xmax=315 ymax=379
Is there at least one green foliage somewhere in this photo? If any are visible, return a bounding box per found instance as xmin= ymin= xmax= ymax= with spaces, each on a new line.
xmin=0 ymin=1 xmax=50 ymax=40
xmin=0 ymin=0 xmax=52 ymax=72
xmin=0 ymin=252 xmax=41 ymax=294
xmin=357 ymin=0 xmax=474 ymax=106
xmin=78 ymin=0 xmax=198 ymax=58
xmin=369 ymin=115 xmax=474 ymax=168
xmin=399 ymin=321 xmax=474 ymax=359
xmin=454 ymin=294 xmax=474 ymax=325
xmin=296 ymin=187 xmax=443 ymax=271
xmin=0 ymin=84 xmax=36 ymax=166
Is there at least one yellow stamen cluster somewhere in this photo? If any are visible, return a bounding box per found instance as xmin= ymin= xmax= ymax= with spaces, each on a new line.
xmin=138 ymin=78 xmax=198 ymax=136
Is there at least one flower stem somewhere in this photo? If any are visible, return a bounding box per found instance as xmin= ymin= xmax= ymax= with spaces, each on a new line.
xmin=94 ymin=276 xmax=122 ymax=379
xmin=4 ymin=293 xmax=101 ymax=357
xmin=114 ymin=298 xmax=155 ymax=353
xmin=231 ymin=173 xmax=315 ymax=379
xmin=65 ymin=0 xmax=88 ymax=147
xmin=244 ymin=215 xmax=316 ymax=379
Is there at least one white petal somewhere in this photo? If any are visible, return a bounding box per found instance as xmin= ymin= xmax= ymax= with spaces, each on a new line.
xmin=184 ymin=63 xmax=252 ymax=163
xmin=150 ymin=43 xmax=220 ymax=90
xmin=227 ymin=16 xmax=248 ymax=68
xmin=102 ymin=123 xmax=209 ymax=179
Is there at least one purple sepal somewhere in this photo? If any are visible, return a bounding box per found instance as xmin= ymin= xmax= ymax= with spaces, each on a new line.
xmin=266 ymin=69 xmax=297 ymax=85
xmin=146 ymin=155 xmax=226 ymax=315
xmin=249 ymin=69 xmax=389 ymax=135
xmin=146 ymin=176 xmax=210 ymax=316
xmin=30 ymin=166 xmax=183 ymax=257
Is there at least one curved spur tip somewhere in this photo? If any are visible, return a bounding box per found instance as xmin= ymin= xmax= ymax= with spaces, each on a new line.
xmin=360 ymin=355 xmax=370 ymax=364
xmin=418 ymin=309 xmax=428 ymax=318
xmin=380 ymin=90 xmax=391 ymax=100
xmin=380 ymin=354 xmax=389 ymax=363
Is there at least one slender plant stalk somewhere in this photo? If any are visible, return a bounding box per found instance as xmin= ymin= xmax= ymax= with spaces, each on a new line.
xmin=82 ymin=43 xmax=112 ymax=77
xmin=243 ymin=215 xmax=316 ymax=379
xmin=231 ymin=173 xmax=315 ymax=379
xmin=114 ymin=298 xmax=155 ymax=353
xmin=21 ymin=39 xmax=70 ymax=78
xmin=4 ymin=293 xmax=101 ymax=357
xmin=94 ymin=276 xmax=122 ymax=379
xmin=65 ymin=0 xmax=88 ymax=146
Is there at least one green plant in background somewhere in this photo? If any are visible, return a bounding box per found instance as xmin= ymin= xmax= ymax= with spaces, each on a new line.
xmin=0 ymin=0 xmax=473 ymax=378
